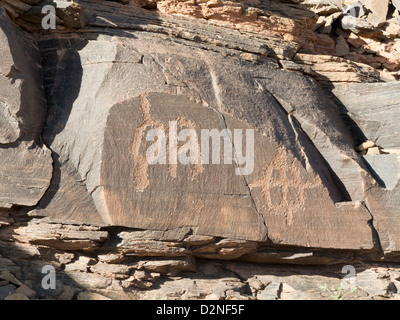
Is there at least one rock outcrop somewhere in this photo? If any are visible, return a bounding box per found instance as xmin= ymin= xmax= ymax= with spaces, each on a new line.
xmin=0 ymin=0 xmax=399 ymax=300
xmin=0 ymin=7 xmax=52 ymax=209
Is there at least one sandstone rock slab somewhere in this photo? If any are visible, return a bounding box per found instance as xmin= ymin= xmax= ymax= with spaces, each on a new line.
xmin=0 ymin=141 xmax=52 ymax=208
xmin=364 ymin=0 xmax=390 ymax=21
xmin=327 ymin=82 xmax=400 ymax=253
xmin=0 ymin=7 xmax=47 ymax=141
xmin=328 ymin=82 xmax=400 ymax=149
xmin=0 ymin=7 xmax=52 ymax=208
xmin=36 ymin=30 xmax=375 ymax=249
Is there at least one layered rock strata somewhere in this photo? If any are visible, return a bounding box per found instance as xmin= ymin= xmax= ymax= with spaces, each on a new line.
xmin=0 ymin=0 xmax=399 ymax=300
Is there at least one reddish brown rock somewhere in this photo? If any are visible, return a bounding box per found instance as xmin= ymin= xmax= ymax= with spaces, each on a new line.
xmin=0 ymin=0 xmax=399 ymax=302
xmin=35 ymin=29 xmax=375 ymax=249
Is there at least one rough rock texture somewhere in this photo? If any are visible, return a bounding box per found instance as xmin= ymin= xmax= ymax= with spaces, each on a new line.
xmin=35 ymin=29 xmax=375 ymax=249
xmin=329 ymin=82 xmax=400 ymax=149
xmin=326 ymin=81 xmax=400 ymax=254
xmin=0 ymin=7 xmax=52 ymax=209
xmin=0 ymin=0 xmax=399 ymax=300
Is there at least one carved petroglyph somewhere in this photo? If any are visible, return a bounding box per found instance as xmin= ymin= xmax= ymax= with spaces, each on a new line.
xmin=130 ymin=94 xmax=204 ymax=191
xmin=249 ymin=147 xmax=321 ymax=226
xmin=130 ymin=94 xmax=164 ymax=192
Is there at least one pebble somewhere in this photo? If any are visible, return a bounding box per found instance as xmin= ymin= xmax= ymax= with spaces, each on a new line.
xmin=5 ymin=293 xmax=29 ymax=300
xmin=0 ymin=284 xmax=16 ymax=300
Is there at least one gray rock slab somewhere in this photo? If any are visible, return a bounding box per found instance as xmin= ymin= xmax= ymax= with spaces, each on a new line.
xmin=0 ymin=284 xmax=15 ymax=300
xmin=363 ymin=155 xmax=400 ymax=190
xmin=0 ymin=141 xmax=52 ymax=208
xmin=328 ymin=82 xmax=400 ymax=149
xmin=36 ymin=30 xmax=374 ymax=249
xmin=0 ymin=7 xmax=47 ymax=141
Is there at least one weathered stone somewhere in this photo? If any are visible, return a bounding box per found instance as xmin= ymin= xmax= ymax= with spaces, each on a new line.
xmin=0 ymin=271 xmax=22 ymax=286
xmin=192 ymin=240 xmax=258 ymax=260
xmin=341 ymin=15 xmax=384 ymax=39
xmin=382 ymin=21 xmax=400 ymax=38
xmin=51 ymin=0 xmax=88 ymax=28
xmin=141 ymin=277 xmax=246 ymax=300
xmin=90 ymin=263 xmax=131 ymax=280
xmin=302 ymin=0 xmax=343 ymax=15
xmin=0 ymin=211 xmax=13 ymax=226
xmin=29 ymin=160 xmax=106 ymax=227
xmin=0 ymin=7 xmax=52 ymax=209
xmin=0 ymin=240 xmax=40 ymax=260
xmin=365 ymin=172 xmax=400 ymax=253
xmin=92 ymin=288 xmax=132 ymax=300
xmin=0 ymin=101 xmax=20 ymax=144
xmin=336 ymin=35 xmax=350 ymax=56
xmin=257 ymin=281 xmax=281 ymax=300
xmin=366 ymin=13 xmax=387 ymax=27
xmin=1 ymin=0 xmax=400 ymax=302
xmin=0 ymin=284 xmax=15 ymax=299
xmin=318 ymin=12 xmax=343 ymax=34
xmin=97 ymin=254 xmax=125 ymax=264
xmin=294 ymin=53 xmax=382 ymax=82
xmin=182 ymin=235 xmax=216 ymax=246
xmin=116 ymin=237 xmax=188 ymax=257
xmin=57 ymin=285 xmax=77 ymax=300
xmin=37 ymin=28 xmax=375 ymax=250
xmin=240 ymin=247 xmax=354 ymax=265
xmin=364 ymin=0 xmax=390 ymax=21
xmin=15 ymin=284 xmax=36 ymax=299
xmin=329 ymin=83 xmax=400 ymax=149
xmin=347 ymin=32 xmax=366 ymax=48
xmin=357 ymin=140 xmax=377 ymax=152
xmin=325 ymin=82 xmax=400 ymax=253
xmin=64 ymin=256 xmax=96 ymax=272
xmin=11 ymin=221 xmax=108 ymax=250
xmin=63 ymin=271 xmax=113 ymax=290
xmin=110 ymin=228 xmax=191 ymax=243
xmin=248 ymin=277 xmax=265 ymax=291
xmin=343 ymin=1 xmax=366 ymax=18
xmin=20 ymin=0 xmax=44 ymax=5
xmin=0 ymin=141 xmax=53 ymax=208
xmin=77 ymin=291 xmax=112 ymax=300
xmin=79 ymin=0 xmax=301 ymax=60
xmin=280 ymin=283 xmax=306 ymax=300
xmin=18 ymin=0 xmax=88 ymax=29
xmin=356 ymin=268 xmax=393 ymax=297
xmin=4 ymin=292 xmax=29 ymax=300
xmin=136 ymin=257 xmax=196 ymax=274
xmin=204 ymin=293 xmax=224 ymax=300
xmin=54 ymin=253 xmax=75 ymax=265
xmin=366 ymin=147 xmax=382 ymax=156
xmin=0 ymin=7 xmax=47 ymax=140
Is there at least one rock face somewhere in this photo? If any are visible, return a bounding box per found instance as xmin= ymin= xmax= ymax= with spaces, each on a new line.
xmin=0 ymin=7 xmax=52 ymax=209
xmin=328 ymin=81 xmax=400 ymax=253
xmin=35 ymin=24 xmax=375 ymax=249
xmin=0 ymin=0 xmax=399 ymax=300
xmin=329 ymin=82 xmax=400 ymax=149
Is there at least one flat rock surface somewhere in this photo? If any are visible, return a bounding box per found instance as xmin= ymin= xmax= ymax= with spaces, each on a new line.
xmin=327 ymin=82 xmax=400 ymax=252
xmin=0 ymin=7 xmax=47 ymax=141
xmin=35 ymin=29 xmax=376 ymax=249
xmin=0 ymin=141 xmax=52 ymax=208
xmin=1 ymin=0 xmax=400 ymax=300
xmin=328 ymin=82 xmax=400 ymax=149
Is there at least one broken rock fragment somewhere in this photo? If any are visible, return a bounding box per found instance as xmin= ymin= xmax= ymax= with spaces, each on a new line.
xmin=0 ymin=8 xmax=52 ymax=209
